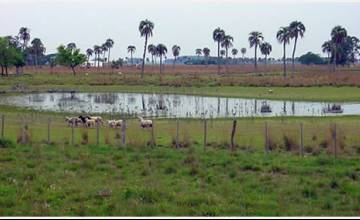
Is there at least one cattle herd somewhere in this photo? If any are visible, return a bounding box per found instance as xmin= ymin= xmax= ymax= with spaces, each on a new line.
xmin=65 ymin=115 xmax=153 ymax=128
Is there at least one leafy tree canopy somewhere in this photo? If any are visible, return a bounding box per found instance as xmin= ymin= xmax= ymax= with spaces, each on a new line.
xmin=298 ymin=52 xmax=325 ymax=65
xmin=55 ymin=45 xmax=86 ymax=75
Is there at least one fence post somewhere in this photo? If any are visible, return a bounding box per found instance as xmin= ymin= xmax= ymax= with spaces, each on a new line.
xmin=96 ymin=121 xmax=100 ymax=145
xmin=47 ymin=117 xmax=51 ymax=144
xmin=230 ymin=119 xmax=237 ymax=152
xmin=176 ymin=119 xmax=179 ymax=149
xmin=264 ymin=122 xmax=269 ymax=154
xmin=203 ymin=119 xmax=207 ymax=151
xmin=151 ymin=120 xmax=155 ymax=148
xmin=300 ymin=123 xmax=304 ymax=157
xmin=71 ymin=123 xmax=74 ymax=146
xmin=121 ymin=119 xmax=126 ymax=147
xmin=1 ymin=114 xmax=4 ymax=138
xmin=333 ymin=123 xmax=337 ymax=159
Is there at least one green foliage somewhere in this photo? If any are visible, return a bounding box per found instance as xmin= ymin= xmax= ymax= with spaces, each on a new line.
xmin=0 ymin=37 xmax=25 ymax=75
xmin=55 ymin=45 xmax=86 ymax=75
xmin=0 ymin=138 xmax=14 ymax=148
xmin=299 ymin=52 xmax=325 ymax=65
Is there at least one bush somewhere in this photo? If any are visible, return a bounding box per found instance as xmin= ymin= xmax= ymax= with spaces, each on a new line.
xmin=0 ymin=138 xmax=14 ymax=148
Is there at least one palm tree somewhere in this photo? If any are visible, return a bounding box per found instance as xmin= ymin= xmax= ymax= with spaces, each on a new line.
xmin=248 ymin=31 xmax=264 ymax=70
xmin=67 ymin=43 xmax=77 ymax=50
xmin=276 ymin=27 xmax=291 ymax=77
xmin=289 ymin=21 xmax=306 ymax=72
xmin=93 ymin=45 xmax=102 ymax=68
xmin=203 ymin=47 xmax=211 ymax=66
xmin=331 ymin=26 xmax=348 ymax=71
xmin=86 ymin=48 xmax=94 ymax=66
xmin=156 ymin=44 xmax=167 ymax=80
xmin=139 ymin=19 xmax=154 ymax=78
xmin=127 ymin=45 xmax=136 ymax=65
xmin=30 ymin=38 xmax=46 ymax=67
xmin=213 ymin=28 xmax=225 ymax=74
xmin=19 ymin=27 xmax=30 ymax=51
xmin=195 ymin=48 xmax=202 ymax=57
xmin=148 ymin=44 xmax=156 ymax=65
xmin=322 ymin=40 xmax=332 ymax=70
xmin=172 ymin=45 xmax=181 ymax=68
xmin=105 ymin=38 xmax=114 ymax=62
xmin=241 ymin=47 xmax=247 ymax=63
xmin=260 ymin=42 xmax=272 ymax=65
xmin=231 ymin=48 xmax=238 ymax=59
xmin=220 ymin=50 xmax=226 ymax=58
xmin=221 ymin=35 xmax=234 ymax=70
xmin=101 ymin=43 xmax=108 ymax=65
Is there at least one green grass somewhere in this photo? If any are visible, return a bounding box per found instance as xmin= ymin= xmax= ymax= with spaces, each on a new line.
xmin=0 ymin=142 xmax=360 ymax=216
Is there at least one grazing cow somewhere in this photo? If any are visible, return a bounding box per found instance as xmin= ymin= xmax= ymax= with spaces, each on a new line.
xmin=138 ymin=116 xmax=153 ymax=128
xmin=79 ymin=115 xmax=91 ymax=124
xmin=90 ymin=116 xmax=104 ymax=125
xmin=85 ymin=118 xmax=97 ymax=128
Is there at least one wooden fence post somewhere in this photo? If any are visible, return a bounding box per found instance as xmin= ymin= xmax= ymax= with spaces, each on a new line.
xmin=333 ymin=123 xmax=337 ymax=159
xmin=47 ymin=118 xmax=51 ymax=144
xmin=96 ymin=121 xmax=100 ymax=145
xmin=1 ymin=115 xmax=4 ymax=138
xmin=230 ymin=120 xmax=237 ymax=152
xmin=151 ymin=120 xmax=155 ymax=148
xmin=300 ymin=123 xmax=304 ymax=157
xmin=203 ymin=119 xmax=207 ymax=151
xmin=121 ymin=119 xmax=126 ymax=147
xmin=265 ymin=122 xmax=269 ymax=154
xmin=176 ymin=119 xmax=179 ymax=149
xmin=71 ymin=123 xmax=74 ymax=146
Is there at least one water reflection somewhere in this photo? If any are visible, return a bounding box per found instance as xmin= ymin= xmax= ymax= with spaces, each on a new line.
xmin=1 ymin=92 xmax=359 ymax=118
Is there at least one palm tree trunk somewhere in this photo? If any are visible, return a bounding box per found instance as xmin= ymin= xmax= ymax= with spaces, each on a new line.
xmin=333 ymin=46 xmax=337 ymax=72
xmin=225 ymin=49 xmax=229 ymax=73
xmin=141 ymin=36 xmax=148 ymax=78
xmin=265 ymin=55 xmax=267 ymax=66
xmin=254 ymin=44 xmax=258 ymax=71
xmin=217 ymin=41 xmax=220 ymax=74
xmin=108 ymin=49 xmax=111 ymax=63
xmin=327 ymin=53 xmax=331 ymax=71
xmin=292 ymin=36 xmax=298 ymax=74
xmin=71 ymin=66 xmax=76 ymax=76
xmin=5 ymin=66 xmax=8 ymax=76
xmin=173 ymin=57 xmax=176 ymax=68
xmin=283 ymin=42 xmax=287 ymax=77
xmin=160 ymin=56 xmax=163 ymax=82
xmin=131 ymin=52 xmax=133 ymax=65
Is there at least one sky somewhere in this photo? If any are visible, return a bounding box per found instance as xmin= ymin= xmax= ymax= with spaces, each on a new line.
xmin=1 ymin=0 xmax=360 ymax=60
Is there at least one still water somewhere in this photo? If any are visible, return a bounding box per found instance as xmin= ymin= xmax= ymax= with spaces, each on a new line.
xmin=0 ymin=92 xmax=359 ymax=118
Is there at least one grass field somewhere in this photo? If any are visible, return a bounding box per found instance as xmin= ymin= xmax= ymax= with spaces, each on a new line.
xmin=1 ymin=68 xmax=360 ymax=216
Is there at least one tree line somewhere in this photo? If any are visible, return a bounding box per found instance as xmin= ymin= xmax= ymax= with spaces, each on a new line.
xmin=1 ymin=21 xmax=359 ymax=77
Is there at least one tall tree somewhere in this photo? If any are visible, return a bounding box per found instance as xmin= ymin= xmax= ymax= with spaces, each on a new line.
xmin=93 ymin=45 xmax=102 ymax=67
xmin=148 ymin=44 xmax=156 ymax=65
xmin=172 ymin=45 xmax=181 ymax=68
xmin=195 ymin=48 xmax=202 ymax=57
xmin=86 ymin=48 xmax=94 ymax=66
xmin=289 ymin=21 xmax=306 ymax=73
xmin=101 ymin=43 xmax=108 ymax=64
xmin=55 ymin=45 xmax=86 ymax=75
xmin=331 ymin=26 xmax=348 ymax=71
xmin=322 ymin=40 xmax=332 ymax=69
xmin=203 ymin=47 xmax=211 ymax=66
xmin=276 ymin=27 xmax=291 ymax=77
xmin=19 ymin=27 xmax=30 ymax=51
xmin=213 ymin=28 xmax=225 ymax=74
xmin=139 ymin=19 xmax=154 ymax=78
xmin=248 ymin=31 xmax=263 ymax=70
xmin=231 ymin=48 xmax=238 ymax=59
xmin=105 ymin=38 xmax=114 ymax=62
xmin=221 ymin=35 xmax=234 ymax=70
xmin=127 ymin=45 xmax=136 ymax=65
xmin=67 ymin=43 xmax=77 ymax=50
xmin=259 ymin=42 xmax=272 ymax=65
xmin=240 ymin=47 xmax=247 ymax=63
xmin=30 ymin=38 xmax=46 ymax=67
xmin=156 ymin=44 xmax=167 ymax=80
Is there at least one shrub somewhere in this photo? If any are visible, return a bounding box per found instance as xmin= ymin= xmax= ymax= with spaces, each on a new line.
xmin=0 ymin=138 xmax=14 ymax=148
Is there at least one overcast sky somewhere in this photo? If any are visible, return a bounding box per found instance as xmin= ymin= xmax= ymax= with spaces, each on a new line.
xmin=1 ymin=0 xmax=360 ymax=59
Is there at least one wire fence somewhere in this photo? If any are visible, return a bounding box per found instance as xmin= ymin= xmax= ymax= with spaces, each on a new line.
xmin=1 ymin=114 xmax=360 ymax=157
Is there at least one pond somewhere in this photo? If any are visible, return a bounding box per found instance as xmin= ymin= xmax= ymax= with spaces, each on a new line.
xmin=0 ymin=92 xmax=359 ymax=118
